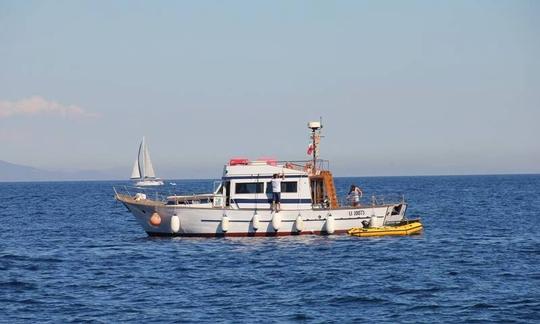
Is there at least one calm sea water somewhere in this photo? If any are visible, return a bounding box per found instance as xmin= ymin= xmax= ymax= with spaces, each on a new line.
xmin=1 ymin=175 xmax=539 ymax=323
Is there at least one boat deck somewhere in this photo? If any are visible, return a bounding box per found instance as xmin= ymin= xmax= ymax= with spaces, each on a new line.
xmin=116 ymin=192 xmax=402 ymax=211
xmin=115 ymin=193 xmax=165 ymax=207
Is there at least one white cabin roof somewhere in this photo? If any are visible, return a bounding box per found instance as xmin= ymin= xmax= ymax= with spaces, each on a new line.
xmin=223 ymin=160 xmax=308 ymax=178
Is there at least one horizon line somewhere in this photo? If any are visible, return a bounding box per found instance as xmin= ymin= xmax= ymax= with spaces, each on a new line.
xmin=1 ymin=172 xmax=539 ymax=184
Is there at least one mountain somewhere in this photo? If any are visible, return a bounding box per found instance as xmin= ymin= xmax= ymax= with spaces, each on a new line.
xmin=0 ymin=160 xmax=218 ymax=182
xmin=0 ymin=160 xmax=125 ymax=182
xmin=0 ymin=160 xmax=60 ymax=181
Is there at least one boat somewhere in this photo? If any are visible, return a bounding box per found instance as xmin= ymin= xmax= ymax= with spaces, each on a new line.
xmin=130 ymin=136 xmax=164 ymax=187
xmin=115 ymin=122 xmax=412 ymax=237
xmin=348 ymin=220 xmax=423 ymax=237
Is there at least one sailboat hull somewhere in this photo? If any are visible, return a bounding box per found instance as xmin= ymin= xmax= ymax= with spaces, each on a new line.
xmin=134 ymin=179 xmax=164 ymax=187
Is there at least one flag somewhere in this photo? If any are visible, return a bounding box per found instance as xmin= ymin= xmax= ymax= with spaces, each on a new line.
xmin=307 ymin=143 xmax=314 ymax=155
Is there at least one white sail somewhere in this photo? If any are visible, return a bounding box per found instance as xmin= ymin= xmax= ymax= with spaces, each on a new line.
xmin=143 ymin=141 xmax=156 ymax=178
xmin=130 ymin=159 xmax=140 ymax=179
xmin=130 ymin=136 xmax=163 ymax=186
xmin=138 ymin=137 xmax=146 ymax=178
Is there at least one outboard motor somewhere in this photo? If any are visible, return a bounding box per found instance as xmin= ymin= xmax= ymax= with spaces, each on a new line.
xmin=369 ymin=214 xmax=385 ymax=227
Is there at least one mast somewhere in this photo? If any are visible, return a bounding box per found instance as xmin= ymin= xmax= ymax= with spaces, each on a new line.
xmin=308 ymin=120 xmax=322 ymax=174
xmin=138 ymin=137 xmax=145 ymax=179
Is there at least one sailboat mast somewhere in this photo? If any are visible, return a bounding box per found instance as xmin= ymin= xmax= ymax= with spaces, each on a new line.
xmin=138 ymin=137 xmax=145 ymax=179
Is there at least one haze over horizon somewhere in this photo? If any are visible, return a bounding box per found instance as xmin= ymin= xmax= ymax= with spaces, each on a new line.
xmin=1 ymin=1 xmax=539 ymax=179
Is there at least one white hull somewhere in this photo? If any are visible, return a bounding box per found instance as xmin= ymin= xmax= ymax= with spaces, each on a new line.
xmin=134 ymin=179 xmax=164 ymax=187
xmin=118 ymin=195 xmax=407 ymax=237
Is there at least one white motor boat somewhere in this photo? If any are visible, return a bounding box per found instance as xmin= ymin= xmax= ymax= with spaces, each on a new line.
xmin=116 ymin=122 xmax=409 ymax=237
xmin=130 ymin=136 xmax=164 ymax=187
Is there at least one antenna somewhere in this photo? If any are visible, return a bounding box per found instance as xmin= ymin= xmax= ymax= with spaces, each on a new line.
xmin=307 ymin=121 xmax=321 ymax=131
xmin=307 ymin=120 xmax=323 ymax=174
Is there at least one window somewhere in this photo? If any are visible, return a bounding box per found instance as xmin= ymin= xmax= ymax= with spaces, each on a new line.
xmin=266 ymin=181 xmax=298 ymax=193
xmin=282 ymin=181 xmax=298 ymax=193
xmin=235 ymin=182 xmax=264 ymax=194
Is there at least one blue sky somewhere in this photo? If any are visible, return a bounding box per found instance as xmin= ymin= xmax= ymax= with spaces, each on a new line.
xmin=0 ymin=1 xmax=538 ymax=178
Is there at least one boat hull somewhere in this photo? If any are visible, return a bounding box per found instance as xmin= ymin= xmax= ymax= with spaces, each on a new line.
xmin=146 ymin=229 xmax=351 ymax=237
xmin=133 ymin=180 xmax=164 ymax=186
xmin=117 ymin=194 xmax=407 ymax=237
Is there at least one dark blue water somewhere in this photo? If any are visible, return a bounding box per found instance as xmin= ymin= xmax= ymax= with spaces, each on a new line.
xmin=1 ymin=175 xmax=539 ymax=323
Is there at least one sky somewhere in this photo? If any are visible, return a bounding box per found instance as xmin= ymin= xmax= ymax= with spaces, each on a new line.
xmin=0 ymin=0 xmax=539 ymax=178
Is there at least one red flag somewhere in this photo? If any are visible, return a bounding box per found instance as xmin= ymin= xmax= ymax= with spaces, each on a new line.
xmin=307 ymin=143 xmax=314 ymax=155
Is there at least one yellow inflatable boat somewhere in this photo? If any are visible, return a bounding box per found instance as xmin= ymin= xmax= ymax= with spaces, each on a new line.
xmin=348 ymin=220 xmax=423 ymax=237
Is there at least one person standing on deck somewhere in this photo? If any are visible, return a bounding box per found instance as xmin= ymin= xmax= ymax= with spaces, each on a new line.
xmin=348 ymin=185 xmax=363 ymax=207
xmin=271 ymin=173 xmax=285 ymax=212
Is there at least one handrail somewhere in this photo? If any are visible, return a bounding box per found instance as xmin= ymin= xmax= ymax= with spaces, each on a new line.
xmin=340 ymin=194 xmax=406 ymax=207
xmin=225 ymin=159 xmax=330 ymax=172
xmin=114 ymin=183 xmax=406 ymax=208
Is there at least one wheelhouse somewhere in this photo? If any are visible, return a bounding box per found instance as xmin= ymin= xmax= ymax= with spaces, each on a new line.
xmin=211 ymin=158 xmax=338 ymax=210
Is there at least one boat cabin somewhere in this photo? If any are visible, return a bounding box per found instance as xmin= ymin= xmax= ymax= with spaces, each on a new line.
xmin=211 ymin=158 xmax=339 ymax=210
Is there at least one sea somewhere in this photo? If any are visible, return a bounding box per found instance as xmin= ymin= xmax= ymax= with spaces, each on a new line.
xmin=1 ymin=175 xmax=539 ymax=323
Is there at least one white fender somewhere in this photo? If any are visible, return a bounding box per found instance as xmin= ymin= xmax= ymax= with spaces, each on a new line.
xmin=271 ymin=212 xmax=282 ymax=231
xmin=170 ymin=215 xmax=180 ymax=233
xmin=221 ymin=215 xmax=230 ymax=232
xmin=252 ymin=213 xmax=260 ymax=231
xmin=149 ymin=212 xmax=161 ymax=226
xmin=325 ymin=215 xmax=335 ymax=234
xmin=134 ymin=193 xmax=147 ymax=201
xmin=294 ymin=215 xmax=304 ymax=232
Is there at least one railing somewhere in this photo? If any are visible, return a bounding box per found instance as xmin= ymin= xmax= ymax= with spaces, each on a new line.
xmin=263 ymin=159 xmax=330 ymax=175
xmin=222 ymin=159 xmax=330 ymax=177
xmin=114 ymin=185 xmax=166 ymax=202
xmin=339 ymin=194 xmax=406 ymax=208
xmin=115 ymin=183 xmax=406 ymax=208
xmin=114 ymin=185 xmax=212 ymax=203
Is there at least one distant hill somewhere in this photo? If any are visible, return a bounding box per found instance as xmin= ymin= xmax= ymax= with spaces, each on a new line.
xmin=0 ymin=160 xmax=125 ymax=182
xmin=0 ymin=160 xmax=221 ymax=182
xmin=0 ymin=160 xmax=59 ymax=181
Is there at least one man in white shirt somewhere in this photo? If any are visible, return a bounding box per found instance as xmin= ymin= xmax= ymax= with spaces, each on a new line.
xmin=271 ymin=173 xmax=285 ymax=212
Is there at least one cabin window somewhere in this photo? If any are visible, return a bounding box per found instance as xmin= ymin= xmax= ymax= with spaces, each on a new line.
xmin=282 ymin=182 xmax=298 ymax=193
xmin=265 ymin=181 xmax=298 ymax=193
xmin=235 ymin=182 xmax=264 ymax=194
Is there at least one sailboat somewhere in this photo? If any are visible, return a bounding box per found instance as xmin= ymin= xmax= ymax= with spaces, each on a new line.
xmin=130 ymin=137 xmax=164 ymax=187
